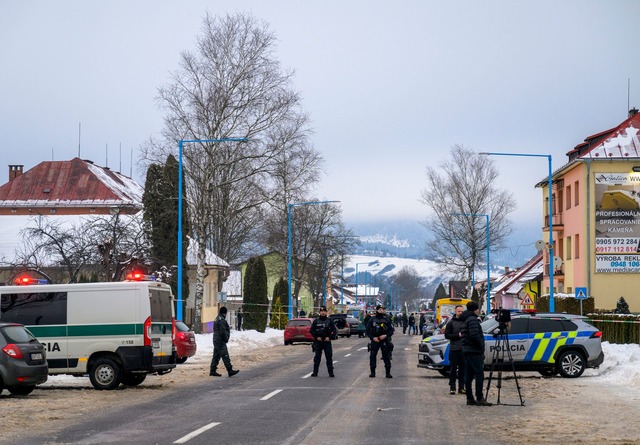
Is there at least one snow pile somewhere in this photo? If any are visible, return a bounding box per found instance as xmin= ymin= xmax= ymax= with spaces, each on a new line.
xmin=583 ymin=342 xmax=640 ymax=387
xmin=192 ymin=328 xmax=283 ymax=361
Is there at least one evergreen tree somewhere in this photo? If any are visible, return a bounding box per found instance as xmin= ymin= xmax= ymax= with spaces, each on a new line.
xmin=471 ymin=287 xmax=480 ymax=304
xmin=615 ymin=296 xmax=630 ymax=314
xmin=269 ymin=296 xmax=287 ymax=329
xmin=243 ymin=257 xmax=269 ymax=332
xmin=432 ymin=283 xmax=447 ymax=308
xmin=142 ymin=155 xmax=190 ymax=321
xmin=271 ymin=277 xmax=289 ymax=326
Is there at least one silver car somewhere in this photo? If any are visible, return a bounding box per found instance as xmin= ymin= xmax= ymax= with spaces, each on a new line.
xmin=418 ymin=312 xmax=604 ymax=378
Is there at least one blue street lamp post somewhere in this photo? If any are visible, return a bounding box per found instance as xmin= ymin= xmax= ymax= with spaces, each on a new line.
xmin=287 ymin=200 xmax=340 ymax=319
xmin=452 ymin=213 xmax=490 ymax=313
xmin=177 ymin=137 xmax=247 ymax=322
xmin=480 ymin=152 xmax=555 ymax=312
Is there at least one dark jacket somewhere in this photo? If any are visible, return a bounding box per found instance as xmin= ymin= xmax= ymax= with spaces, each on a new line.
xmin=213 ymin=314 xmax=231 ymax=344
xmin=310 ymin=316 xmax=337 ymax=340
xmin=444 ymin=315 xmax=465 ymax=351
xmin=366 ymin=314 xmax=395 ymax=340
xmin=460 ymin=310 xmax=484 ymax=355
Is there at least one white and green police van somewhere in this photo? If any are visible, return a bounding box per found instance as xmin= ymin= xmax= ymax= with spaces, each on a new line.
xmin=0 ymin=279 xmax=176 ymax=390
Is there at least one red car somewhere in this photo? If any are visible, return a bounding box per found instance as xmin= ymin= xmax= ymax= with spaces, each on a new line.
xmin=284 ymin=318 xmax=314 ymax=345
xmin=174 ymin=321 xmax=197 ymax=364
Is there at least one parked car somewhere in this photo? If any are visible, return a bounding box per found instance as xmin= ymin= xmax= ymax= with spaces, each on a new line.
xmin=174 ymin=321 xmax=197 ymax=364
xmin=347 ymin=316 xmax=366 ymax=338
xmin=284 ymin=318 xmax=315 ymax=345
xmin=418 ymin=311 xmax=605 ymax=378
xmin=329 ymin=314 xmax=351 ymax=338
xmin=0 ymin=322 xmax=48 ymax=396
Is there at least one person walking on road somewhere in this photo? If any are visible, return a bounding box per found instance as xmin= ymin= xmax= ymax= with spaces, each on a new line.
xmin=444 ymin=305 xmax=466 ymax=395
xmin=310 ymin=306 xmax=338 ymax=377
xmin=402 ymin=313 xmax=408 ymax=335
xmin=408 ymin=313 xmax=416 ymax=335
xmin=236 ymin=307 xmax=243 ymax=331
xmin=460 ymin=301 xmax=491 ymax=406
xmin=366 ymin=305 xmax=394 ymax=378
xmin=209 ymin=306 xmax=240 ymax=377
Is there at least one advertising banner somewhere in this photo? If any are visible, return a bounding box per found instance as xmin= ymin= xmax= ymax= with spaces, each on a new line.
xmin=594 ymin=173 xmax=640 ymax=273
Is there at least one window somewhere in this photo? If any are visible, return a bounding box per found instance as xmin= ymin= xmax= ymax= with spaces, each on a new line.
xmin=0 ymin=292 xmax=67 ymax=325
xmin=566 ymin=185 xmax=572 ymax=210
xmin=507 ymin=318 xmax=529 ymax=334
xmin=149 ymin=288 xmax=173 ymax=323
xmin=566 ymin=236 xmax=572 ymax=260
xmin=574 ymin=181 xmax=580 ymax=206
xmin=575 ymin=234 xmax=580 ymax=259
xmin=529 ymin=318 xmax=567 ymax=333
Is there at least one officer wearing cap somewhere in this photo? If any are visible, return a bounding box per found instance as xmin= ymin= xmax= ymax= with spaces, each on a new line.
xmin=309 ymin=306 xmax=338 ymax=377
xmin=366 ymin=304 xmax=394 ymax=378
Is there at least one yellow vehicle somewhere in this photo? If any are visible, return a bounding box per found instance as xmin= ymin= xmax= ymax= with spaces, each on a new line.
xmin=435 ymin=298 xmax=472 ymax=325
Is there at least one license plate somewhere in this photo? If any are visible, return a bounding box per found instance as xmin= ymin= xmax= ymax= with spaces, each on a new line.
xmin=419 ymin=353 xmax=427 ymax=360
xmin=31 ymin=352 xmax=43 ymax=360
xmin=152 ymin=341 xmax=160 ymax=348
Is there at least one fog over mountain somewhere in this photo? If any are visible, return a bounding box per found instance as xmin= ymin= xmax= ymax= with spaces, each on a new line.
xmin=348 ymin=219 xmax=540 ymax=269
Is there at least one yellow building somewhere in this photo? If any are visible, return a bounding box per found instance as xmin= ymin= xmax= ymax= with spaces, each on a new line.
xmin=536 ymin=109 xmax=640 ymax=311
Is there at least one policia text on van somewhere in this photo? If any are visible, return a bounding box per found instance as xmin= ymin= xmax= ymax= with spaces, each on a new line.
xmin=0 ymin=279 xmax=177 ymax=390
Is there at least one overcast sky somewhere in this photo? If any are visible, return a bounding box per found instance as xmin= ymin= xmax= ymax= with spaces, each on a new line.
xmin=1 ymin=1 xmax=639 ymax=227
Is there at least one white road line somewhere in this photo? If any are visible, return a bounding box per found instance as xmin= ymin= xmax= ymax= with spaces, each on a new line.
xmin=174 ymin=422 xmax=220 ymax=443
xmin=333 ymin=360 xmax=338 ymax=363
xmin=260 ymin=389 xmax=283 ymax=401
xmin=302 ymin=372 xmax=314 ymax=378
xmin=404 ymin=348 xmax=410 ymax=351
xmin=358 ymin=347 xmax=368 ymax=351
xmin=345 ymin=353 xmax=352 ymax=357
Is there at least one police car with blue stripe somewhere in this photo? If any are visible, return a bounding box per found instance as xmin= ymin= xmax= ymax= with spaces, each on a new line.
xmin=418 ymin=311 xmax=604 ymax=378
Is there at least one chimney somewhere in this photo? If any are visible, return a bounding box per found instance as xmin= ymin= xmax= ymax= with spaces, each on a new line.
xmin=630 ymin=108 xmax=639 ymax=118
xmin=9 ymin=165 xmax=24 ymax=180
xmin=504 ymin=266 xmax=510 ymax=274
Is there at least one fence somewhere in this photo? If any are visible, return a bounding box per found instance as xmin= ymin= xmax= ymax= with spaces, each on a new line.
xmin=588 ymin=314 xmax=640 ymax=345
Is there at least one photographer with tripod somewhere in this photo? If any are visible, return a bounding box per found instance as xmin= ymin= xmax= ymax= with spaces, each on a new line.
xmin=460 ymin=301 xmax=492 ymax=406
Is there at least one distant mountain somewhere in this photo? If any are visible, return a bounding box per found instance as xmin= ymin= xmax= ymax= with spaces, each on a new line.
xmin=347 ymin=219 xmax=540 ymax=269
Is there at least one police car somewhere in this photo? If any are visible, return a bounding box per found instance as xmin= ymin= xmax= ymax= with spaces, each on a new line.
xmin=417 ymin=311 xmax=604 ymax=378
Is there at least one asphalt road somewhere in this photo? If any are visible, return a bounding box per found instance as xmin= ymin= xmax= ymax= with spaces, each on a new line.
xmin=15 ymin=334 xmax=510 ymax=445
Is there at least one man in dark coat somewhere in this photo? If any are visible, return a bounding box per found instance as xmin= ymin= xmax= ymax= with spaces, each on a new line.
xmin=309 ymin=306 xmax=338 ymax=377
xmin=444 ymin=304 xmax=466 ymax=395
xmin=460 ymin=301 xmax=491 ymax=405
xmin=209 ymin=306 xmax=239 ymax=377
xmin=366 ymin=305 xmax=395 ymax=378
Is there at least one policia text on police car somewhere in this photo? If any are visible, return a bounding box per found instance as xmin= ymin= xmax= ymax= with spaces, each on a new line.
xmin=309 ymin=306 xmax=338 ymax=377
xmin=366 ymin=305 xmax=395 ymax=378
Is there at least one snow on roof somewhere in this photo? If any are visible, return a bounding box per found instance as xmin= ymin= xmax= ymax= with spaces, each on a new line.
xmin=221 ymin=270 xmax=241 ymax=295
xmin=185 ymin=237 xmax=229 ymax=267
xmin=584 ymin=125 xmax=640 ymax=159
xmin=85 ymin=161 xmax=144 ymax=203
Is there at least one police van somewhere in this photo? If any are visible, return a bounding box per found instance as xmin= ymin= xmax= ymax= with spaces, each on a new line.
xmin=0 ymin=276 xmax=176 ymax=390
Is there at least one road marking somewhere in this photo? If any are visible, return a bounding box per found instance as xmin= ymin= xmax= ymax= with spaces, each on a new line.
xmin=333 ymin=360 xmax=338 ymax=364
xmin=260 ymin=389 xmax=283 ymax=401
xmin=358 ymin=347 xmax=368 ymax=351
xmin=404 ymin=348 xmax=410 ymax=351
xmin=302 ymin=372 xmax=314 ymax=378
xmin=174 ymin=422 xmax=220 ymax=443
xmin=344 ymin=353 xmax=352 ymax=357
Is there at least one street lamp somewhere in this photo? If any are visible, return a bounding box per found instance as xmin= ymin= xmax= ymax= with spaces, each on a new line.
xmin=480 ymin=151 xmax=555 ymax=312
xmin=287 ymin=200 xmax=340 ymax=319
xmin=451 ymin=212 xmax=490 ymax=313
xmin=177 ymin=137 xmax=247 ymax=322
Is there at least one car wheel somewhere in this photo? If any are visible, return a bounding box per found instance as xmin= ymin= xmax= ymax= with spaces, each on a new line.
xmin=121 ymin=372 xmax=147 ymax=387
xmin=89 ymin=357 xmax=123 ymax=390
xmin=347 ymin=334 xmax=351 ymax=338
xmin=284 ymin=341 xmax=291 ymax=346
xmin=538 ymin=368 xmax=558 ymax=377
xmin=557 ymin=350 xmax=586 ymax=378
xmin=176 ymin=356 xmax=188 ymax=364
xmin=8 ymin=385 xmax=35 ymax=396
xmin=438 ymin=368 xmax=450 ymax=377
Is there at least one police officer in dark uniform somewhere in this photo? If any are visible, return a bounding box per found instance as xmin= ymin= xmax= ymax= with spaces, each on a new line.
xmin=366 ymin=304 xmax=394 ymax=378
xmin=309 ymin=306 xmax=338 ymax=377
xmin=209 ymin=306 xmax=240 ymax=377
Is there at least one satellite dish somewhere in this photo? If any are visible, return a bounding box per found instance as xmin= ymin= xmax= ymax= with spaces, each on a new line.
xmin=535 ymin=240 xmax=546 ymax=252
xmin=553 ymin=256 xmax=563 ymax=267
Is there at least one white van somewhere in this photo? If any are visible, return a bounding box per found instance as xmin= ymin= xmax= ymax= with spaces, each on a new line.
xmin=0 ymin=279 xmax=176 ymax=390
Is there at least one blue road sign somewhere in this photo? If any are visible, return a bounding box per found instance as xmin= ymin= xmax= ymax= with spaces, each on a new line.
xmin=575 ymin=287 xmax=588 ymax=300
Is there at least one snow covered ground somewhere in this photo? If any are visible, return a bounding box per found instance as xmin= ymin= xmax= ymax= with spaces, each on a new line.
xmin=44 ymin=329 xmax=640 ymax=390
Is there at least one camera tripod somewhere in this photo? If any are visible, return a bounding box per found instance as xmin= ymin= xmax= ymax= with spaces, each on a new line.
xmin=484 ymin=325 xmax=525 ymax=406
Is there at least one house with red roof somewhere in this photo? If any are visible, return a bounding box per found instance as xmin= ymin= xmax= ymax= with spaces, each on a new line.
xmin=535 ymin=108 xmax=640 ymax=311
xmin=0 ymin=157 xmax=143 ymax=215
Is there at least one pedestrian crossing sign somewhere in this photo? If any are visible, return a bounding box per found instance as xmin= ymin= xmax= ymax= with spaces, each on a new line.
xmin=522 ymin=294 xmax=534 ymax=306
xmin=575 ymin=287 xmax=588 ymax=300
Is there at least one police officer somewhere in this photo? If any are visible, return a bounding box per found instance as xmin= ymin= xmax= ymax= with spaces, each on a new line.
xmin=309 ymin=306 xmax=338 ymax=377
xmin=209 ymin=306 xmax=240 ymax=377
xmin=366 ymin=304 xmax=394 ymax=378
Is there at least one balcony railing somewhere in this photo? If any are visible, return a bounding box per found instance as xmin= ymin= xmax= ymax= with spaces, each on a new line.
xmin=544 ymin=212 xmax=563 ymax=229
xmin=544 ymin=262 xmax=564 ymax=276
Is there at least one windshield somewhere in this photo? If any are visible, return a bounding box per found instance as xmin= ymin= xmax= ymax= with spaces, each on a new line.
xmin=481 ymin=317 xmax=499 ymax=333
xmin=439 ymin=304 xmax=460 ymax=320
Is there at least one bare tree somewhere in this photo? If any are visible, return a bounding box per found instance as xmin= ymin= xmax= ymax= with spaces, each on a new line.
xmin=392 ymin=266 xmax=424 ymax=310
xmin=139 ymin=12 xmax=316 ymax=332
xmin=420 ymin=145 xmax=516 ymax=289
